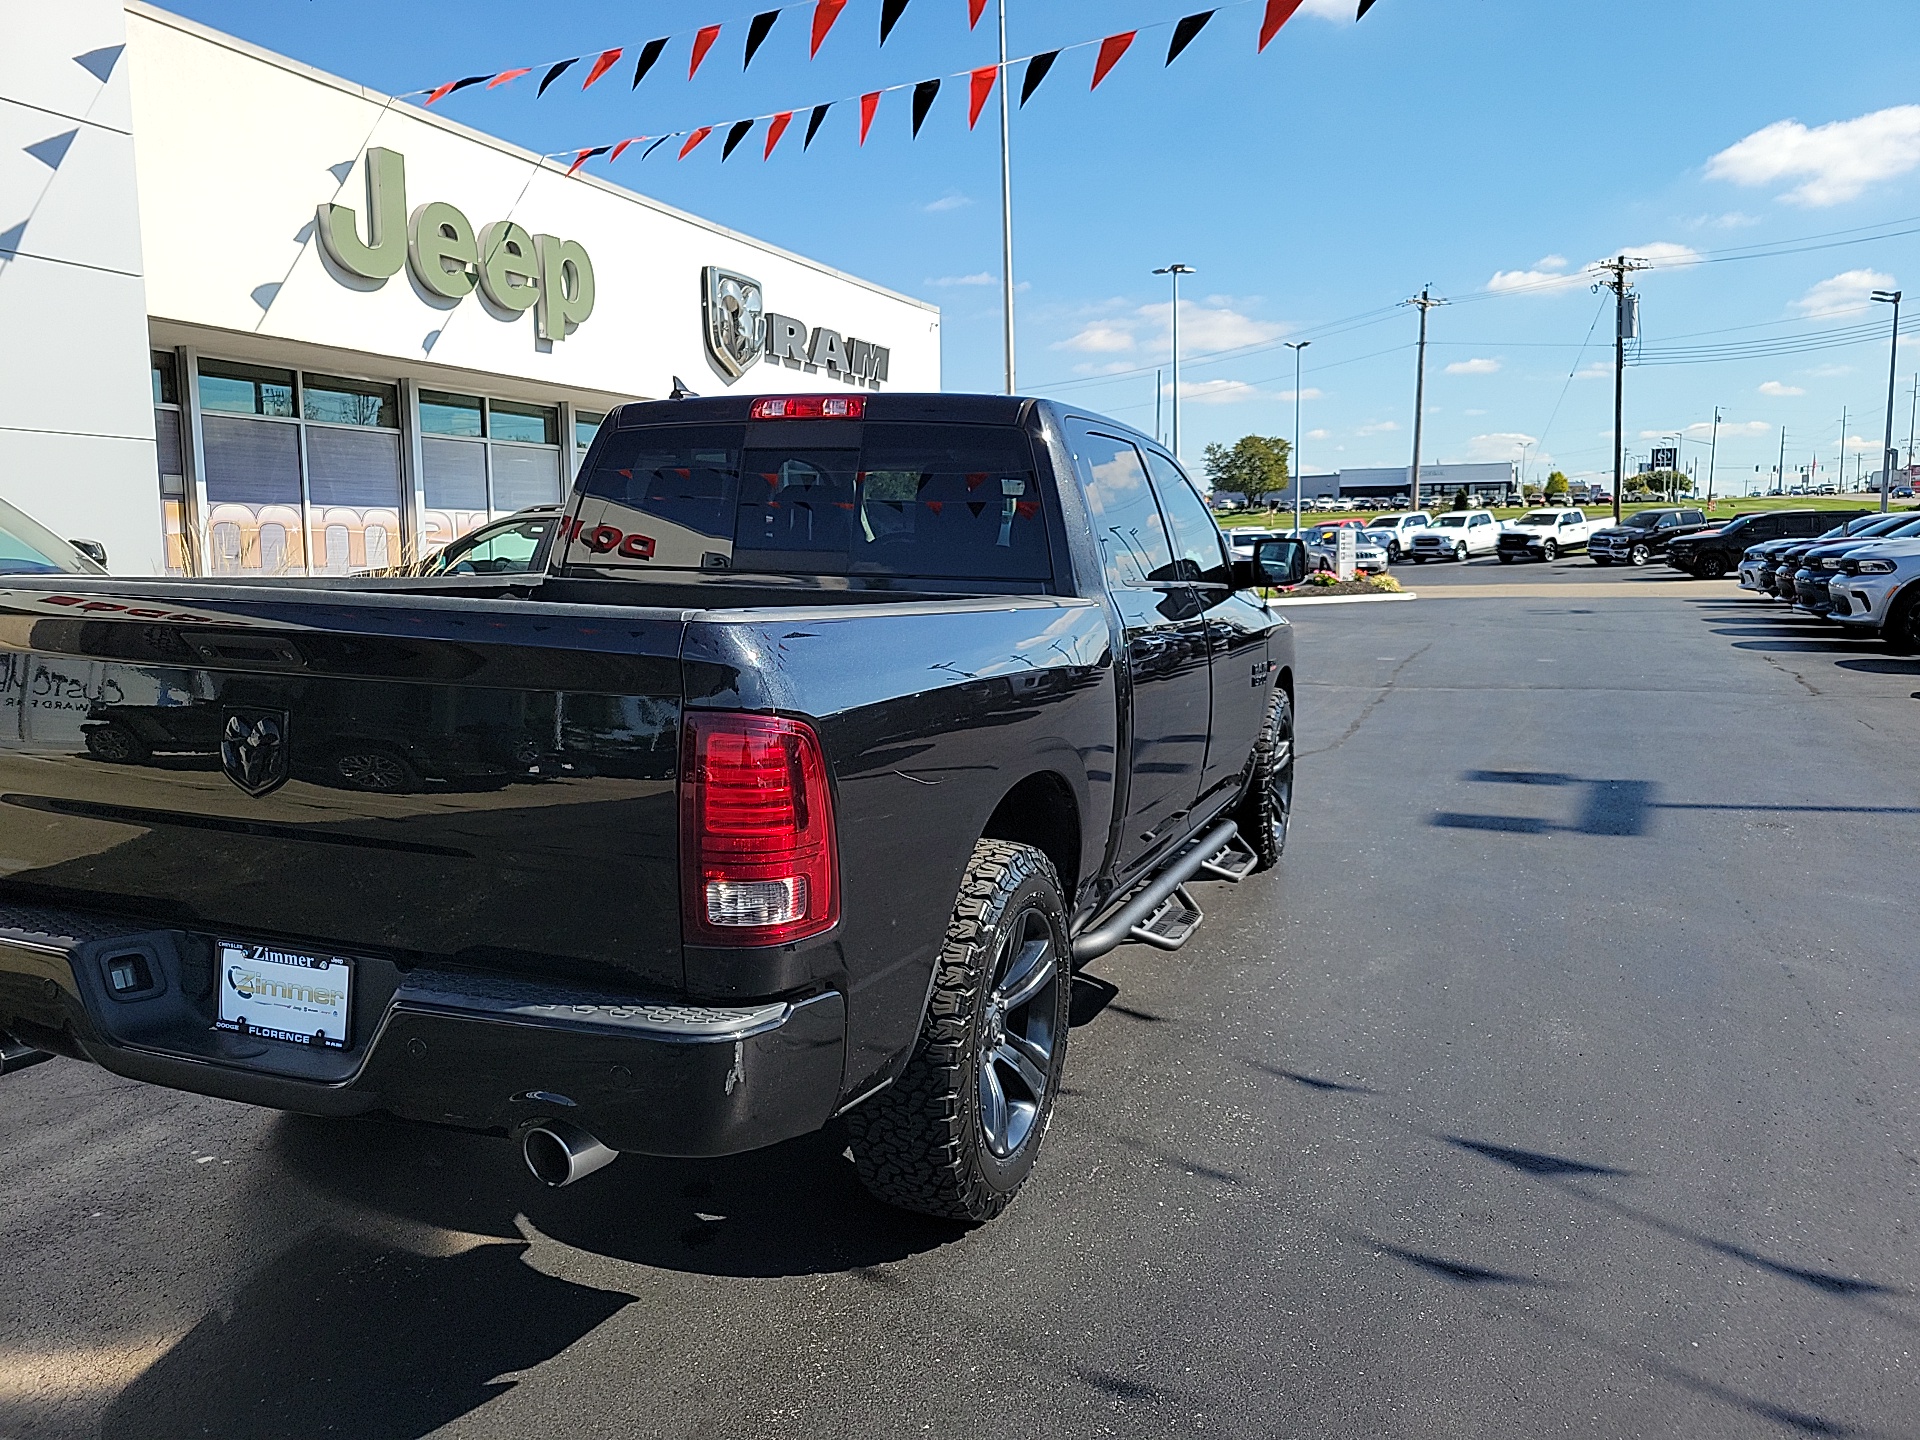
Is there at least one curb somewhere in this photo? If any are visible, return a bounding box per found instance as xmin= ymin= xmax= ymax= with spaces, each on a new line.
xmin=1266 ymin=592 xmax=1418 ymax=608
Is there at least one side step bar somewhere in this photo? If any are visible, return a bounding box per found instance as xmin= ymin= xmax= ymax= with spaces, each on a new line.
xmin=1071 ymin=818 xmax=1248 ymax=964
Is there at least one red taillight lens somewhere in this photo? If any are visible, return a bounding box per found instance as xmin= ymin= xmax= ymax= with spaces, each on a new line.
xmin=681 ymin=712 xmax=839 ymax=947
xmin=748 ymin=395 xmax=866 ymax=420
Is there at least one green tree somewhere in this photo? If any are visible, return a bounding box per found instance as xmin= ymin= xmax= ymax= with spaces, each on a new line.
xmin=1451 ymin=488 xmax=1471 ymax=510
xmin=1201 ymin=434 xmax=1292 ymax=503
xmin=1544 ymin=470 xmax=1570 ymax=500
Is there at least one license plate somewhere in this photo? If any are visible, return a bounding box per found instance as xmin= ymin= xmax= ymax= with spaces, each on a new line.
xmin=216 ymin=941 xmax=352 ymax=1049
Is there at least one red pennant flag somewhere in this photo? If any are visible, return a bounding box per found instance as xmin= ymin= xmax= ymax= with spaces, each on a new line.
xmin=968 ymin=65 xmax=997 ymax=129
xmin=610 ymin=136 xmax=643 ymax=162
xmin=566 ymin=146 xmax=610 ymax=175
xmin=968 ymin=0 xmax=988 ymax=27
xmin=425 ymin=74 xmax=489 ymax=105
xmin=689 ymin=25 xmax=722 ymax=78
xmin=810 ymin=0 xmax=848 ymax=55
xmin=582 ymin=47 xmax=623 ymax=89
xmin=765 ymin=110 xmax=794 ymax=158
xmin=859 ymin=90 xmax=881 ymax=144
xmin=1090 ymin=31 xmax=1136 ymax=89
xmin=679 ymin=126 xmax=714 ymax=159
xmin=487 ymin=68 xmax=531 ymax=89
xmin=1259 ymin=0 xmax=1306 ymax=51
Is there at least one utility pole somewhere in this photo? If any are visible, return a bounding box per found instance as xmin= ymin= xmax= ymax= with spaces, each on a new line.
xmin=1706 ymin=406 xmax=1721 ymax=506
xmin=1836 ymin=405 xmax=1847 ymax=498
xmin=1777 ymin=427 xmax=1788 ymax=496
xmin=1595 ymin=255 xmax=1649 ymax=525
xmin=1286 ymin=340 xmax=1310 ymax=537
xmin=1153 ymin=264 xmax=1195 ymax=459
xmin=1872 ymin=289 xmax=1901 ymax=511
xmin=1403 ymin=287 xmax=1446 ymax=510
xmin=996 ymin=0 xmax=1016 ymax=394
xmin=1908 ymin=372 xmax=1917 ymax=481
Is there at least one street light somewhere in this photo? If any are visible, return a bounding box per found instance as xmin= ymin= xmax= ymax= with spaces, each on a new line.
xmin=1286 ymin=341 xmax=1310 ymax=537
xmin=1872 ymin=289 xmax=1902 ymax=512
xmin=1153 ymin=264 xmax=1195 ymax=459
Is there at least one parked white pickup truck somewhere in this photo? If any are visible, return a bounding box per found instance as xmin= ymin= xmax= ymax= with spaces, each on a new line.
xmin=1410 ymin=510 xmax=1503 ymax=562
xmin=1497 ymin=509 xmax=1595 ymax=563
xmin=1363 ymin=511 xmax=1434 ymax=563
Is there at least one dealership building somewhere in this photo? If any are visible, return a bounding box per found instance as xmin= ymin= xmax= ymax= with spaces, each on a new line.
xmin=3 ymin=3 xmax=940 ymax=576
xmin=1291 ymin=463 xmax=1520 ymax=508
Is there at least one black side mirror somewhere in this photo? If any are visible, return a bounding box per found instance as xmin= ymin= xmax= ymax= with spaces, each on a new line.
xmin=1234 ymin=537 xmax=1308 ymax=591
xmin=70 ymin=539 xmax=107 ymax=567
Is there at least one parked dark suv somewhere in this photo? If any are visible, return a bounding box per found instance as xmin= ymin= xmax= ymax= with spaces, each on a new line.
xmin=1667 ymin=509 xmax=1869 ymax=579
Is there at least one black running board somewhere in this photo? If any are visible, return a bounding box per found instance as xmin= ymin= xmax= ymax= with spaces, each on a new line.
xmin=1071 ymin=818 xmax=1244 ymax=964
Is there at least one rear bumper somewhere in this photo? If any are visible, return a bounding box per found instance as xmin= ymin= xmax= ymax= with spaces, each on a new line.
xmin=0 ymin=907 xmax=845 ymax=1158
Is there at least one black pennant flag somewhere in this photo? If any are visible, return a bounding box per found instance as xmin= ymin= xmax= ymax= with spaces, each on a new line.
xmin=1019 ymin=50 xmax=1059 ymax=106
xmin=1166 ymin=11 xmax=1215 ymax=64
xmin=743 ymin=11 xmax=780 ymax=68
xmin=1356 ymin=0 xmax=1379 ymax=16
xmin=537 ymin=58 xmax=579 ymax=97
xmin=880 ymin=0 xmax=912 ymax=45
xmin=911 ymin=77 xmax=941 ymax=136
xmin=631 ymin=37 xmax=668 ymax=87
xmin=640 ymin=135 xmax=675 ymax=160
xmin=722 ymin=119 xmax=756 ymax=159
xmin=803 ymin=102 xmax=833 ymax=148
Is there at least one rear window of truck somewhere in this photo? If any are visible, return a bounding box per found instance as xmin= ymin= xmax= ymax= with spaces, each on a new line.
xmin=567 ymin=422 xmax=1051 ymax=581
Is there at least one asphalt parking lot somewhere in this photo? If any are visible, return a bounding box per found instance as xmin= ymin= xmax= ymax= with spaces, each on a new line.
xmin=4 ymin=561 xmax=1918 ymax=1440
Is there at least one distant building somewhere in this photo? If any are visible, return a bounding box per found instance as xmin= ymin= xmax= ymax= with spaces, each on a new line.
xmin=1286 ymin=464 xmax=1516 ymax=507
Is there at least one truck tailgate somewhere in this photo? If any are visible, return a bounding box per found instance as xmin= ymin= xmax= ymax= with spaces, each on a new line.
xmin=0 ymin=582 xmax=688 ymax=994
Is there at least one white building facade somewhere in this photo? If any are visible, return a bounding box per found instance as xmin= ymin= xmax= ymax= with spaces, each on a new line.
xmin=2 ymin=3 xmax=940 ymax=577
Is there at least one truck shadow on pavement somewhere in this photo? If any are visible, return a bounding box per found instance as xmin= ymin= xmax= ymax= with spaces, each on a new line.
xmin=1430 ymin=771 xmax=1920 ymax=836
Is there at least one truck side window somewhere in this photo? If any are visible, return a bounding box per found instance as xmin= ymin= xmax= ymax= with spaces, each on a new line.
xmin=1143 ymin=450 xmax=1229 ymax=587
xmin=1074 ymin=433 xmax=1175 ymax=588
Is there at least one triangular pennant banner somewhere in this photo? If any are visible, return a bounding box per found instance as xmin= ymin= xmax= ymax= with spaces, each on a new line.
xmin=880 ymin=0 xmax=912 ymax=45
xmin=765 ymin=110 xmax=794 ymax=158
xmin=1166 ymin=12 xmax=1214 ymax=64
xmin=811 ymin=0 xmax=848 ymax=55
xmin=911 ymin=78 xmax=941 ymax=137
xmin=804 ymin=102 xmax=833 ymax=148
xmin=426 ymin=74 xmax=490 ymax=105
xmin=609 ymin=136 xmax=643 ymax=161
xmin=968 ymin=64 xmax=997 ymax=128
xmin=1357 ymin=0 xmax=1379 ymax=16
xmin=632 ymin=37 xmax=669 ymax=87
xmin=679 ymin=126 xmax=714 ymax=159
xmin=642 ymin=135 xmax=675 ymax=160
xmin=1260 ymin=0 xmax=1306 ymax=50
xmin=582 ymin=47 xmax=623 ymax=89
xmin=1020 ymin=50 xmax=1058 ymax=106
xmin=488 ymin=68 xmax=532 ymax=89
xmin=744 ymin=11 xmax=780 ymax=69
xmin=968 ymin=0 xmax=988 ymax=27
xmin=689 ymin=25 xmax=722 ymax=78
xmin=567 ymin=146 xmax=610 ymax=175
xmin=1090 ymin=31 xmax=1136 ymax=89
xmin=537 ymin=58 xmax=578 ymax=97
xmin=722 ymin=119 xmax=756 ymax=159
xmin=859 ymin=91 xmax=882 ymax=144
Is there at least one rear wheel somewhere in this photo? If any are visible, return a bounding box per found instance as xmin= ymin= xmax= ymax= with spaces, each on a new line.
xmin=1233 ymin=690 xmax=1294 ymax=871
xmin=1884 ymin=591 xmax=1920 ymax=654
xmin=846 ymin=840 xmax=1070 ymax=1222
xmin=1386 ymin=540 xmax=1401 ymax=563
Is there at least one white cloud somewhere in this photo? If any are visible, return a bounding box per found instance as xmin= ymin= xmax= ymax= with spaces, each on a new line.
xmin=1844 ymin=433 xmax=1883 ymax=453
xmin=1137 ymin=299 xmax=1290 ymax=352
xmin=1488 ymin=267 xmax=1584 ymax=295
xmin=1623 ymin=241 xmax=1703 ymax=270
xmin=1707 ymin=106 xmax=1920 ymax=206
xmin=1054 ymin=323 xmax=1135 ymax=353
xmin=921 ymin=193 xmax=972 ymax=213
xmin=1487 ymin=241 xmax=1699 ymax=295
xmin=924 ymin=273 xmax=996 ymax=288
xmin=1792 ymin=268 xmax=1896 ymax=318
xmin=1460 ymin=432 xmax=1538 ymax=463
xmin=1444 ymin=357 xmax=1502 ymax=376
xmin=1465 ymin=408 xmax=1488 ymax=416
xmin=1357 ymin=420 xmax=1401 ymax=436
xmin=1274 ymin=387 xmax=1325 ymax=402
xmin=1576 ymin=363 xmax=1611 ymax=380
xmin=1176 ymin=380 xmax=1261 ymax=405
xmin=1306 ymin=428 xmax=1333 ymax=441
xmin=1758 ymin=380 xmax=1805 ymax=397
xmin=1297 ymin=0 xmax=1354 ymax=19
xmin=1536 ymin=255 xmax=1569 ymax=272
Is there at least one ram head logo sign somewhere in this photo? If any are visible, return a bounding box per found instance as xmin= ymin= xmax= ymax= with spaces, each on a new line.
xmin=702 ymin=267 xmax=766 ymax=379
xmin=220 ymin=710 xmax=290 ymax=798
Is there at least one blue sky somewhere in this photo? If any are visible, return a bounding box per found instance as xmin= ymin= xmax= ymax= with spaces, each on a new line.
xmin=169 ymin=0 xmax=1920 ymax=490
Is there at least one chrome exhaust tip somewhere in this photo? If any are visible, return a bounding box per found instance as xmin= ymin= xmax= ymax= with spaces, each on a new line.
xmin=522 ymin=1119 xmax=618 ymax=1187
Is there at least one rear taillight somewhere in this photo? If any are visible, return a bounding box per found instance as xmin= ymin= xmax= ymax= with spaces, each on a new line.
xmin=680 ymin=712 xmax=839 ymax=947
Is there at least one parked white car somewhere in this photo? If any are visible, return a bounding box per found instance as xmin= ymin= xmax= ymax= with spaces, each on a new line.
xmin=1362 ymin=511 xmax=1434 ymax=563
xmin=1828 ymin=537 xmax=1920 ymax=651
xmin=1302 ymin=524 xmax=1389 ymax=575
xmin=1496 ymin=508 xmax=1595 ymax=563
xmin=1409 ymin=510 xmax=1503 ymax=562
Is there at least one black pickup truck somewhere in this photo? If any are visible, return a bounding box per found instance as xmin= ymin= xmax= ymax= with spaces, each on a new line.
xmin=1587 ymin=507 xmax=1709 ymax=566
xmin=0 ymin=394 xmax=1305 ymax=1223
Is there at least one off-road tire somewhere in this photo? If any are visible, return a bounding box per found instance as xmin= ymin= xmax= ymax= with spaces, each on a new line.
xmin=1233 ymin=689 xmax=1294 ymax=872
xmin=846 ymin=840 xmax=1070 ymax=1223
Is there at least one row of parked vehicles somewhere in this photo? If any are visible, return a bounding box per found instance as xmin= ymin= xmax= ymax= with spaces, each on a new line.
xmin=1732 ymin=508 xmax=1920 ymax=652
xmin=1228 ymin=506 xmax=1697 ymax=570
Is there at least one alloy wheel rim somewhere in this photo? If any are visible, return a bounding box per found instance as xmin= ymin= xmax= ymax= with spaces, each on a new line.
xmin=977 ymin=905 xmax=1060 ymax=1160
xmin=1269 ymin=714 xmax=1294 ymax=851
xmin=340 ymin=752 xmax=407 ymax=790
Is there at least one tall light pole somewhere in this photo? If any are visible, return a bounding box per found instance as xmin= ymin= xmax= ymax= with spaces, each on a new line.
xmin=1872 ymin=289 xmax=1901 ymax=511
xmin=1153 ymin=264 xmax=1194 ymax=459
xmin=1666 ymin=432 xmax=1683 ymax=499
xmin=1706 ymin=406 xmax=1722 ymax=506
xmin=1518 ymin=439 xmax=1533 ymax=498
xmin=996 ymin=0 xmax=1016 ymax=395
xmin=1286 ymin=340 xmax=1310 ymax=536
